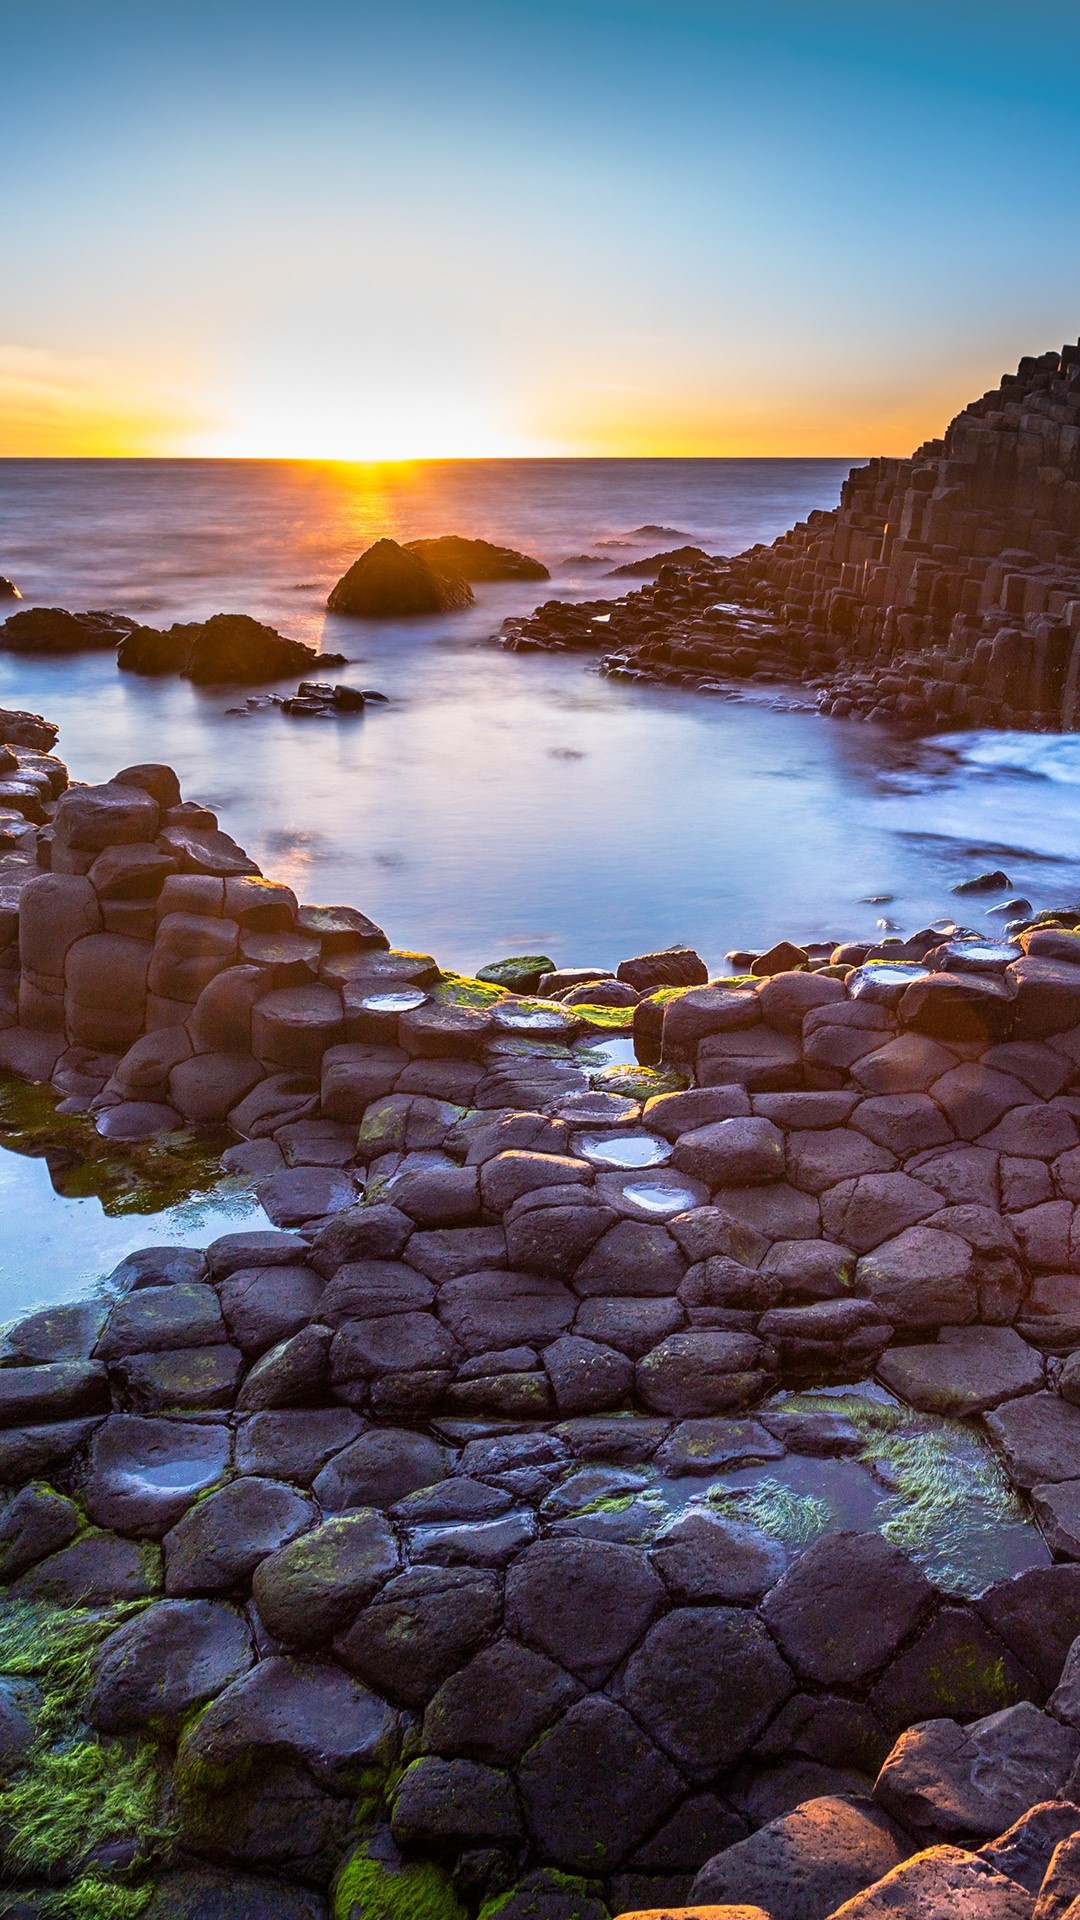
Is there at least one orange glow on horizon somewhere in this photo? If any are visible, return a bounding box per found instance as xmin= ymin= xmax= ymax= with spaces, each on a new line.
xmin=0 ymin=347 xmax=974 ymax=463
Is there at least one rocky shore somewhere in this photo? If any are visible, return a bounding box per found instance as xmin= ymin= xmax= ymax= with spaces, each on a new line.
xmin=503 ymin=339 xmax=1080 ymax=732
xmin=9 ymin=735 xmax=1080 ymax=1915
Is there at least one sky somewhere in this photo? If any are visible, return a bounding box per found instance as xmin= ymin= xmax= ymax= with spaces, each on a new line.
xmin=4 ymin=0 xmax=1080 ymax=460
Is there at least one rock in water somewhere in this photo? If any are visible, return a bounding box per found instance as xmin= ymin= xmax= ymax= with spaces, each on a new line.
xmin=608 ymin=544 xmax=714 ymax=577
xmin=117 ymin=613 xmax=341 ymax=683
xmin=0 ymin=607 xmax=131 ymax=652
xmin=327 ymin=538 xmax=474 ymax=615
xmin=0 ymin=706 xmax=59 ymax=748
xmin=0 ymin=577 xmax=21 ymax=599
xmin=405 ymin=535 xmax=549 ymax=582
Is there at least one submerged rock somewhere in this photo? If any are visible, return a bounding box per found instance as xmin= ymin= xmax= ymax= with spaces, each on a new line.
xmin=327 ymin=538 xmax=474 ymax=615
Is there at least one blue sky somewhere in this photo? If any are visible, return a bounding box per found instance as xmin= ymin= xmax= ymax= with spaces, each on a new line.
xmin=3 ymin=1 xmax=1080 ymax=455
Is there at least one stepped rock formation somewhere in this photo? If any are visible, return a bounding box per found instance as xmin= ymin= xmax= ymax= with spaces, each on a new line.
xmin=505 ymin=339 xmax=1080 ymax=731
xmin=11 ymin=728 xmax=1080 ymax=1911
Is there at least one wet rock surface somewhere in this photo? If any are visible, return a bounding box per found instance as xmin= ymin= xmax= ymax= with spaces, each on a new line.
xmin=7 ymin=743 xmax=1080 ymax=1914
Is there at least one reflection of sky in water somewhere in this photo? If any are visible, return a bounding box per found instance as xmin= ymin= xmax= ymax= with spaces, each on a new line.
xmin=0 ymin=1144 xmax=267 ymax=1324
xmin=555 ymin=1389 xmax=1049 ymax=1599
xmin=3 ymin=460 xmax=1080 ymax=974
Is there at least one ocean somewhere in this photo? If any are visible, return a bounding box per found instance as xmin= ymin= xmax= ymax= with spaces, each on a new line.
xmin=2 ymin=455 xmax=1079 ymax=975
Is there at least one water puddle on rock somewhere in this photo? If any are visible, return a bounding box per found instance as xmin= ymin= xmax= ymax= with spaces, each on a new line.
xmin=552 ymin=1386 xmax=1050 ymax=1597
xmin=0 ymin=1072 xmax=268 ymax=1323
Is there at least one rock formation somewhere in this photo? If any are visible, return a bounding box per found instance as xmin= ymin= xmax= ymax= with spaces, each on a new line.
xmin=327 ymin=538 xmax=474 ymax=616
xmin=405 ymin=535 xmax=550 ymax=582
xmin=117 ymin=612 xmax=344 ymax=683
xmin=0 ymin=607 xmax=131 ymax=652
xmin=8 ymin=724 xmax=1080 ymax=1912
xmin=0 ymin=577 xmax=21 ymax=600
xmin=505 ymin=338 xmax=1080 ymax=731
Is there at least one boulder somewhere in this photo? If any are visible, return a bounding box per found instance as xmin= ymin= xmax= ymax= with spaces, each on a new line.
xmin=163 ymin=1475 xmax=316 ymax=1593
xmin=690 ymin=1795 xmax=908 ymax=1920
xmin=327 ymin=538 xmax=474 ymax=615
xmin=391 ymin=1756 xmax=522 ymax=1849
xmin=877 ymin=1326 xmax=1043 ymax=1415
xmin=405 ymin=534 xmax=549 ymax=580
xmin=0 ymin=606 xmax=127 ymax=651
xmin=874 ymin=1703 xmax=1080 ymax=1839
xmin=118 ymin=613 xmax=331 ymax=682
xmin=825 ymin=1845 xmax=1037 ymax=1919
xmin=88 ymin=1597 xmax=253 ymax=1732
xmin=421 ymin=1637 xmax=580 ymax=1763
xmin=505 ymin=1535 xmax=666 ymax=1684
xmin=622 ymin=1604 xmax=793 ymax=1775
xmin=82 ymin=1414 xmax=232 ymax=1536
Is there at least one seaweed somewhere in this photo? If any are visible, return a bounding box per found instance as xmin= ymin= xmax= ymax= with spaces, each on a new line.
xmin=706 ymin=1476 xmax=832 ymax=1546
xmin=333 ymin=1845 xmax=467 ymax=1920
xmin=0 ymin=1739 xmax=167 ymax=1878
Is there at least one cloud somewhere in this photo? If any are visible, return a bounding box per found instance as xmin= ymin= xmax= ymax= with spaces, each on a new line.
xmin=0 ymin=345 xmax=213 ymax=456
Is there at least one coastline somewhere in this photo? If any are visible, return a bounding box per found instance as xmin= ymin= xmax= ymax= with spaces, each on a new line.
xmin=3 ymin=736 xmax=1080 ymax=1914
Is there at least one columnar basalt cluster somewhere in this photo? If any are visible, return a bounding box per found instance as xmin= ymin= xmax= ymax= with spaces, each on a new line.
xmin=503 ymin=340 xmax=1080 ymax=731
xmin=10 ymin=748 xmax=1080 ymax=1915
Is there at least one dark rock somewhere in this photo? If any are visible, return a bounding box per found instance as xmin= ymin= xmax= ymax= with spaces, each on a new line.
xmin=0 ymin=1359 xmax=108 ymax=1425
xmin=82 ymin=1414 xmax=232 ymax=1536
xmin=0 ymin=1483 xmax=81 ymax=1580
xmin=690 ymin=1794 xmax=908 ymax=1919
xmin=0 ymin=606 xmax=127 ymax=652
xmin=870 ymin=1606 xmax=1040 ymax=1731
xmin=0 ymin=1299 xmax=108 ymax=1362
xmin=95 ymin=1283 xmax=226 ymax=1359
xmin=650 ymin=1509 xmax=786 ymax=1603
xmin=405 ymin=535 xmax=549 ymax=581
xmin=178 ymin=1652 xmax=397 ymax=1790
xmin=328 ymin=539 xmax=474 ymax=615
xmin=107 ymin=1344 xmax=245 ymax=1415
xmin=762 ymin=1530 xmax=933 ymax=1684
xmin=517 ymin=1693 xmax=682 ymax=1872
xmin=422 ymin=1638 xmax=581 ymax=1763
xmin=144 ymin=1869 xmax=327 ymax=1920
xmin=0 ymin=1674 xmax=38 ymax=1777
xmin=164 ymin=1476 xmax=316 ymax=1593
xmin=636 ymin=1328 xmax=769 ymax=1417
xmin=106 ymin=1245 xmax=209 ymax=1291
xmin=874 ymin=1703 xmax=1080 ymax=1839
xmin=391 ymin=1756 xmax=522 ymax=1848
xmin=312 ymin=1427 xmax=447 ymax=1510
xmin=976 ymin=1566 xmax=1080 ymax=1691
xmin=219 ymin=1265 xmax=324 ymax=1354
xmin=985 ymin=1393 xmax=1080 ymax=1488
xmin=0 ymin=1417 xmax=103 ymax=1484
xmin=621 ymin=1604 xmax=793 ymax=1774
xmin=119 ymin=612 xmax=331 ymax=683
xmin=505 ymin=1535 xmax=666 ymax=1685
xmin=11 ymin=1527 xmax=160 ymax=1603
xmin=88 ymin=1597 xmax=253 ymax=1732
xmin=333 ymin=1565 xmax=500 ymax=1704
xmin=206 ymin=1230 xmax=311 ymax=1278
xmin=252 ymin=1509 xmax=399 ymax=1646
xmin=976 ymin=1800 xmax=1080 ymax=1893
xmin=877 ymin=1325 xmax=1043 ymax=1415
xmin=234 ymin=1408 xmax=363 ymax=1483
xmin=235 ymin=1325 xmax=332 ymax=1410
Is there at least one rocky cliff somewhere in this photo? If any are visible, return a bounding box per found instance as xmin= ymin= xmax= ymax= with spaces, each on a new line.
xmin=505 ymin=339 xmax=1080 ymax=730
